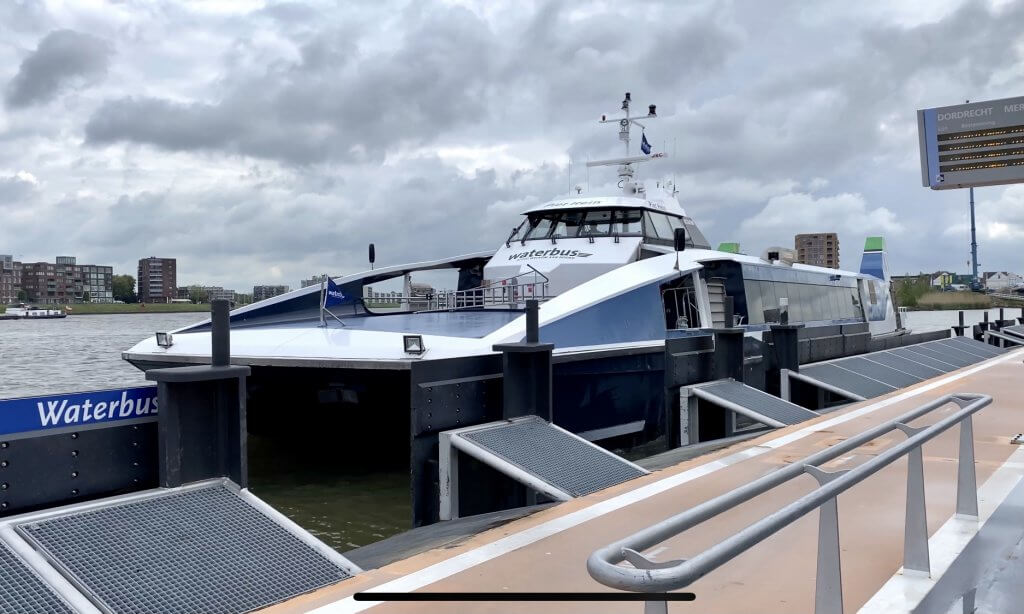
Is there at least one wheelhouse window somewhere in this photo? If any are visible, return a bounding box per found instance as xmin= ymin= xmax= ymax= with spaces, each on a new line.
xmin=579 ymin=210 xmax=613 ymax=236
xmin=613 ymin=209 xmax=643 ymax=234
xmin=551 ymin=211 xmax=584 ymax=238
xmin=517 ymin=209 xmax=645 ymax=241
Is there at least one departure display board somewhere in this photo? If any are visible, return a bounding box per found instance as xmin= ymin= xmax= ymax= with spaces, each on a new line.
xmin=918 ymin=95 xmax=1024 ymax=190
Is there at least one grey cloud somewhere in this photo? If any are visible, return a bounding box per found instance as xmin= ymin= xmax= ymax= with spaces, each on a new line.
xmin=85 ymin=5 xmax=496 ymax=165
xmin=0 ymin=173 xmax=38 ymax=203
xmin=5 ymin=29 xmax=111 ymax=108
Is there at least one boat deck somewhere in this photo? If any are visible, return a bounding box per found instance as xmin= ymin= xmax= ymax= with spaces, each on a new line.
xmin=264 ymin=347 xmax=1024 ymax=614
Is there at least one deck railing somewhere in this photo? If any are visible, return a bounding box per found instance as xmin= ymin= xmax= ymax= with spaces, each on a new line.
xmin=587 ymin=392 xmax=991 ymax=614
xmin=364 ymin=266 xmax=552 ymax=312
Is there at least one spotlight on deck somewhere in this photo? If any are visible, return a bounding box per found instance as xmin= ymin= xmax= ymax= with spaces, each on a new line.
xmin=403 ymin=334 xmax=425 ymax=355
xmin=155 ymin=332 xmax=174 ymax=348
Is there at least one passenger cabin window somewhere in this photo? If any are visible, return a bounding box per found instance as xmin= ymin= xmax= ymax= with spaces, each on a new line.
xmin=700 ymin=260 xmax=866 ymax=327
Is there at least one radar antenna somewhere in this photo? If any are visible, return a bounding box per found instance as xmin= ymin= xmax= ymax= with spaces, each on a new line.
xmin=588 ymin=92 xmax=664 ymax=196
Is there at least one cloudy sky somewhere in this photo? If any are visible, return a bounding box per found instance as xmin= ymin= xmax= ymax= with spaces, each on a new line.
xmin=1 ymin=0 xmax=1023 ymax=291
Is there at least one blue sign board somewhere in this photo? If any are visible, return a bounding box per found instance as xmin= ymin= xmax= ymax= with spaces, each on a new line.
xmin=0 ymin=386 xmax=158 ymax=437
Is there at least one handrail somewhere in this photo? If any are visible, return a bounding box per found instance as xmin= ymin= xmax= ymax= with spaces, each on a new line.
xmin=587 ymin=392 xmax=990 ymax=613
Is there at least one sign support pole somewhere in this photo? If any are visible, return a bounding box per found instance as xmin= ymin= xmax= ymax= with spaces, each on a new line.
xmin=970 ymin=187 xmax=979 ymax=289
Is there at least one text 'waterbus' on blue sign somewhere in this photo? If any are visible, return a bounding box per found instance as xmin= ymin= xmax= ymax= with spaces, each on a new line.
xmin=0 ymin=386 xmax=158 ymax=437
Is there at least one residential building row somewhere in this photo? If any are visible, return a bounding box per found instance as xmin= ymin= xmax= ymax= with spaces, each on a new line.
xmin=1 ymin=255 xmax=113 ymax=304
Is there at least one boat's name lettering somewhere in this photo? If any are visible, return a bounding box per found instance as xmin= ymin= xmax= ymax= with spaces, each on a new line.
xmin=36 ymin=390 xmax=158 ymax=427
xmin=507 ymin=249 xmax=593 ymax=260
xmin=0 ymin=387 xmax=160 ymax=436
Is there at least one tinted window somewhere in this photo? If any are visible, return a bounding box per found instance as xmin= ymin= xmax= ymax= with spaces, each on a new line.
xmin=579 ymin=210 xmax=612 ymax=236
xmin=613 ymin=209 xmax=643 ymax=234
xmin=524 ymin=213 xmax=556 ymax=239
xmin=645 ymin=212 xmax=674 ymax=239
xmin=551 ymin=211 xmax=584 ymax=238
xmin=745 ymin=280 xmax=764 ymax=324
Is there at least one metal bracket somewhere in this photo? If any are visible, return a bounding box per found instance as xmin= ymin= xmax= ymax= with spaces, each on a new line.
xmin=804 ymin=465 xmax=848 ymax=614
xmin=956 ymin=415 xmax=979 ymax=519
xmin=894 ymin=422 xmax=930 ymax=576
xmin=622 ymin=548 xmax=685 ymax=614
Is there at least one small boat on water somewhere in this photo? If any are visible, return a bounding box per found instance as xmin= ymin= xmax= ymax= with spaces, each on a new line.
xmin=1 ymin=303 xmax=67 ymax=319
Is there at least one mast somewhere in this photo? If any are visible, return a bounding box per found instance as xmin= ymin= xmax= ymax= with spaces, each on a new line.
xmin=590 ymin=92 xmax=662 ymax=197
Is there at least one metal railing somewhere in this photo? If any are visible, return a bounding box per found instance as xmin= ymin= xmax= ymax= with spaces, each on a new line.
xmin=587 ymin=393 xmax=991 ymax=614
xmin=364 ymin=266 xmax=552 ymax=312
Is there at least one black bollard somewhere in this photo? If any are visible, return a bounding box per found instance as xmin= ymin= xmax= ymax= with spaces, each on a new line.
xmin=953 ymin=310 xmax=966 ymax=337
xmin=146 ymin=300 xmax=250 ymax=488
xmin=211 ymin=299 xmax=230 ymax=366
xmin=493 ymin=299 xmax=554 ymax=420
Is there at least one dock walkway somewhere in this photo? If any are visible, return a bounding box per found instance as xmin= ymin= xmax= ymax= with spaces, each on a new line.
xmin=267 ymin=347 xmax=1024 ymax=614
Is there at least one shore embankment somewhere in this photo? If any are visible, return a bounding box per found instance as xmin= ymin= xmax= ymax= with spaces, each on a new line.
xmin=67 ymin=303 xmax=213 ymax=315
xmin=908 ymin=291 xmax=1022 ymax=311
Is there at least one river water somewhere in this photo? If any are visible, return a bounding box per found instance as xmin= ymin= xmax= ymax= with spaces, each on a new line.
xmin=0 ymin=308 xmax=1017 ymax=550
xmin=0 ymin=313 xmax=408 ymax=551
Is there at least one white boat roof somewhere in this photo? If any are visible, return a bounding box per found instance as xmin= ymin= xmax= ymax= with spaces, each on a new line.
xmin=522 ymin=194 xmax=685 ymax=217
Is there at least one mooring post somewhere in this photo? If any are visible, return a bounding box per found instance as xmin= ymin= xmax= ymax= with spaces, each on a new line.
xmin=953 ymin=310 xmax=966 ymax=337
xmin=1019 ymin=307 xmax=1024 ymax=325
xmin=146 ymin=299 xmax=250 ymax=488
xmin=769 ymin=323 xmax=803 ymax=398
xmin=493 ymin=299 xmax=555 ymax=420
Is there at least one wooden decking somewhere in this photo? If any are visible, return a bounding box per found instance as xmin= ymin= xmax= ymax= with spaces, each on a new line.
xmin=264 ymin=347 xmax=1024 ymax=614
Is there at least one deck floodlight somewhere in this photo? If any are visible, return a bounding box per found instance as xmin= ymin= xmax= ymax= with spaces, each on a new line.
xmin=403 ymin=334 xmax=425 ymax=354
xmin=155 ymin=332 xmax=174 ymax=348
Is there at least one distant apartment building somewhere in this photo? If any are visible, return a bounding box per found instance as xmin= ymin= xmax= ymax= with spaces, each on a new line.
xmin=301 ymin=275 xmax=327 ymax=288
xmin=1 ymin=255 xmax=22 ymax=304
xmin=176 ymin=287 xmax=191 ymax=300
xmin=253 ymin=285 xmax=290 ymax=301
xmin=202 ymin=286 xmax=236 ymax=303
xmin=12 ymin=256 xmax=113 ymax=304
xmin=138 ymin=257 xmax=177 ymax=303
xmin=795 ymin=233 xmax=839 ymax=269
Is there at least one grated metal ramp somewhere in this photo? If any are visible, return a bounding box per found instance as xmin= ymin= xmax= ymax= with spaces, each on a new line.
xmin=0 ymin=540 xmax=76 ymax=614
xmin=11 ymin=480 xmax=355 ymax=614
xmin=793 ymin=336 xmax=1006 ymax=401
xmin=440 ymin=417 xmax=647 ymax=519
xmin=1003 ymin=324 xmax=1024 ymax=338
xmin=692 ymin=379 xmax=818 ymax=427
xmin=461 ymin=418 xmax=647 ymax=497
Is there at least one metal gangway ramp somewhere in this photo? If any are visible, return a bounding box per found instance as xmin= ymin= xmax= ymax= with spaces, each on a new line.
xmin=783 ymin=336 xmax=1007 ymax=402
xmin=439 ymin=416 xmax=648 ymax=520
xmin=0 ymin=479 xmax=359 ymax=614
xmin=686 ymin=378 xmax=819 ymax=429
xmin=986 ymin=323 xmax=1024 ymax=347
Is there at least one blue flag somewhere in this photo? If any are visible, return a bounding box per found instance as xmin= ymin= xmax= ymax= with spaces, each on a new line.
xmin=324 ymin=277 xmax=347 ymax=308
xmin=640 ymin=132 xmax=652 ymax=155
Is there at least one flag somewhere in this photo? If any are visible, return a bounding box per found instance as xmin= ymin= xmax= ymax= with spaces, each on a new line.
xmin=324 ymin=277 xmax=347 ymax=308
xmin=640 ymin=131 xmax=652 ymax=155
